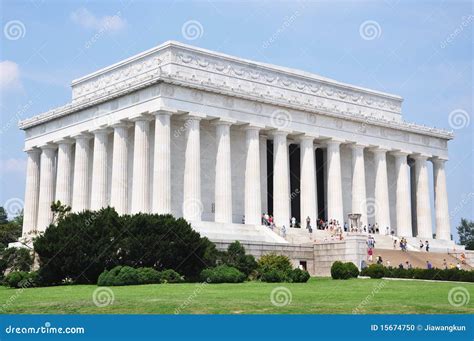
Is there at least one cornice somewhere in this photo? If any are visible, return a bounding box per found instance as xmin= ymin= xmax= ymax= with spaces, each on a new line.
xmin=18 ymin=41 xmax=454 ymax=140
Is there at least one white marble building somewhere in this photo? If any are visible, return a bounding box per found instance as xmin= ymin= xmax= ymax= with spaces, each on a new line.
xmin=19 ymin=41 xmax=453 ymax=245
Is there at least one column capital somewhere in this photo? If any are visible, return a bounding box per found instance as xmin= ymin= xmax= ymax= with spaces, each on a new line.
xmin=242 ymin=123 xmax=265 ymax=132
xmin=412 ymin=153 xmax=431 ymax=161
xmin=431 ymin=156 xmax=448 ymax=165
xmin=71 ymin=132 xmax=93 ymax=140
xmin=38 ymin=143 xmax=57 ymax=151
xmin=391 ymin=150 xmax=411 ymax=157
xmin=89 ymin=127 xmax=111 ymax=135
xmin=349 ymin=142 xmax=368 ymax=151
xmin=129 ymin=112 xmax=153 ymax=122
xmin=210 ymin=118 xmax=236 ymax=127
xmin=182 ymin=112 xmax=206 ymax=121
xmin=110 ymin=121 xmax=133 ymax=129
xmin=24 ymin=147 xmax=41 ymax=154
xmin=151 ymin=106 xmax=179 ymax=116
xmin=296 ymin=134 xmax=318 ymax=143
xmin=369 ymin=146 xmax=390 ymax=154
xmin=53 ymin=138 xmax=75 ymax=145
xmin=325 ymin=138 xmax=344 ymax=147
xmin=270 ymin=128 xmax=291 ymax=137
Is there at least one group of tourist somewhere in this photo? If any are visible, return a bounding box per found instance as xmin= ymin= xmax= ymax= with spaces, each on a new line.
xmin=419 ymin=240 xmax=430 ymax=252
xmin=393 ymin=237 xmax=409 ymax=252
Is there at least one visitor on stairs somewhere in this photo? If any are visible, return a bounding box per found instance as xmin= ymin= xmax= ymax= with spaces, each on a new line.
xmin=291 ymin=217 xmax=296 ymax=228
xmin=425 ymin=241 xmax=430 ymax=252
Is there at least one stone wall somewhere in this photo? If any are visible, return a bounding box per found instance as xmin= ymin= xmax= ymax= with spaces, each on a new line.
xmin=214 ymin=235 xmax=368 ymax=277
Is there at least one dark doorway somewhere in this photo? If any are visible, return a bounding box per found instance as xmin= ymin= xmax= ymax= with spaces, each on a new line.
xmin=267 ymin=139 xmax=274 ymax=216
xmin=316 ymin=148 xmax=326 ymax=221
xmin=289 ymin=144 xmax=301 ymax=224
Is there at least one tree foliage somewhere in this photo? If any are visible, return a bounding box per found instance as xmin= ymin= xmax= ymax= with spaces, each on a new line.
xmin=457 ymin=218 xmax=474 ymax=250
xmin=33 ymin=208 xmax=218 ymax=285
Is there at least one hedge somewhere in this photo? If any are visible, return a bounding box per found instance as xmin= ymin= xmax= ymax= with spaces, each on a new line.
xmin=97 ymin=266 xmax=183 ymax=286
xmin=331 ymin=261 xmax=360 ymax=280
xmin=200 ymin=265 xmax=246 ymax=283
xmin=361 ymin=264 xmax=474 ymax=282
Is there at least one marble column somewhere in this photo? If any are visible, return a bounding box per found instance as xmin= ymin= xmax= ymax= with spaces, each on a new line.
xmin=131 ymin=116 xmax=151 ymax=214
xmin=299 ymin=135 xmax=317 ymax=226
xmin=372 ymin=148 xmax=391 ymax=230
xmin=272 ymin=131 xmax=290 ymax=227
xmin=72 ymin=134 xmax=91 ymax=212
xmin=54 ymin=139 xmax=73 ymax=207
xmin=213 ymin=120 xmax=233 ymax=223
xmin=37 ymin=145 xmax=56 ymax=232
xmin=326 ymin=140 xmax=344 ymax=224
xmin=90 ymin=129 xmax=109 ymax=210
xmin=259 ymin=135 xmax=268 ymax=214
xmin=351 ymin=144 xmax=367 ymax=227
xmin=22 ymin=149 xmax=41 ymax=236
xmin=393 ymin=151 xmax=412 ymax=237
xmin=110 ymin=123 xmax=130 ymax=215
xmin=433 ymin=158 xmax=451 ymax=240
xmin=183 ymin=116 xmax=202 ymax=221
xmin=244 ymin=126 xmax=262 ymax=225
xmin=152 ymin=111 xmax=172 ymax=214
xmin=414 ymin=155 xmax=433 ymax=239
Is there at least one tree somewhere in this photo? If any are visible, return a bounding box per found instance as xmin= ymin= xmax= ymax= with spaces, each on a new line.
xmin=51 ymin=201 xmax=71 ymax=224
xmin=0 ymin=207 xmax=8 ymax=225
xmin=34 ymin=208 xmax=218 ymax=285
xmin=457 ymin=218 xmax=474 ymax=249
xmin=222 ymin=241 xmax=257 ymax=276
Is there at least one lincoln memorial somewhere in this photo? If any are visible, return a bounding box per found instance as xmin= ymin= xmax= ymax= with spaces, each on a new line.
xmin=18 ymin=41 xmax=454 ymax=255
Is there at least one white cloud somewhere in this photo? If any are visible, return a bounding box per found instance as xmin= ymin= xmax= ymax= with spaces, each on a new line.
xmin=70 ymin=8 xmax=126 ymax=32
xmin=0 ymin=61 xmax=21 ymax=91
xmin=0 ymin=158 xmax=26 ymax=173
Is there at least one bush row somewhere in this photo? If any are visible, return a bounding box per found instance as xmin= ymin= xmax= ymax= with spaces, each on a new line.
xmin=361 ymin=264 xmax=474 ymax=282
xmin=97 ymin=266 xmax=183 ymax=286
xmin=330 ymin=261 xmax=360 ymax=280
xmin=4 ymin=271 xmax=39 ymax=288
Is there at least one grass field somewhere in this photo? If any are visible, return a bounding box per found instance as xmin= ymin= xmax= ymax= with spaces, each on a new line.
xmin=1 ymin=278 xmax=473 ymax=314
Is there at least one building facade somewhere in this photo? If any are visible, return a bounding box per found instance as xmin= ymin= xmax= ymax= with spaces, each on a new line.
xmin=19 ymin=41 xmax=453 ymax=243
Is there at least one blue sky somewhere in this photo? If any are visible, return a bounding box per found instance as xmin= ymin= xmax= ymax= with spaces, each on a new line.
xmin=0 ymin=0 xmax=472 ymax=240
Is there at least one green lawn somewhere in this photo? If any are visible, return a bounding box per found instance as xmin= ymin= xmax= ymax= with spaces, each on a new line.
xmin=1 ymin=278 xmax=473 ymax=314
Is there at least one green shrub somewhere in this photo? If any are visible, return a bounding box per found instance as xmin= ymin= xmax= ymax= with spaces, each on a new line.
xmin=4 ymin=271 xmax=38 ymax=288
xmin=257 ymin=254 xmax=292 ymax=279
xmin=222 ymin=241 xmax=258 ymax=277
xmin=115 ymin=266 xmax=140 ymax=286
xmin=137 ymin=267 xmax=161 ymax=284
xmin=0 ymin=247 xmax=33 ymax=278
xmin=160 ymin=269 xmax=184 ymax=283
xmin=331 ymin=261 xmax=359 ymax=280
xmin=200 ymin=265 xmax=246 ymax=283
xmin=290 ymin=268 xmax=310 ymax=283
xmin=361 ymin=264 xmax=385 ymax=279
xmin=260 ymin=269 xmax=289 ymax=282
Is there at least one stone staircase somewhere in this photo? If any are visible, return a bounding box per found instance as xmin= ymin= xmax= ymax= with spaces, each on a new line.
xmin=191 ymin=220 xmax=288 ymax=244
xmin=369 ymin=249 xmax=472 ymax=270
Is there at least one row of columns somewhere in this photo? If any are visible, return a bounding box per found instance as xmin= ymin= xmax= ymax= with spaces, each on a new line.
xmin=21 ymin=113 xmax=451 ymax=241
